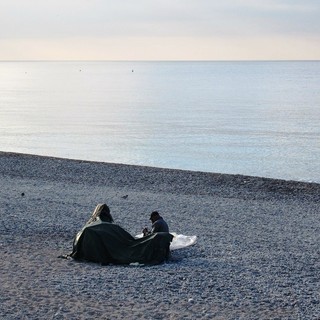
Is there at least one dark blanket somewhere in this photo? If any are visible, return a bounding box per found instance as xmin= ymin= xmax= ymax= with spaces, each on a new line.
xmin=70 ymin=221 xmax=173 ymax=265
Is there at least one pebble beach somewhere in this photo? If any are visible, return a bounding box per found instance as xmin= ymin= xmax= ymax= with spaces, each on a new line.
xmin=1 ymin=151 xmax=320 ymax=319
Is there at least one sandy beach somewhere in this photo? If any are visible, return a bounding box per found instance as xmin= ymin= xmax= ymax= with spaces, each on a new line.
xmin=1 ymin=151 xmax=319 ymax=319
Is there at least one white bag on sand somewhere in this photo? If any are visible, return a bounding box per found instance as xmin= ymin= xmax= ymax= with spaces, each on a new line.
xmin=136 ymin=233 xmax=197 ymax=251
xmin=169 ymin=233 xmax=197 ymax=250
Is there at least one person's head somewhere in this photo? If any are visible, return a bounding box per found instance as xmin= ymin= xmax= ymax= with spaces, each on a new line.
xmin=99 ymin=204 xmax=114 ymax=223
xmin=150 ymin=211 xmax=160 ymax=223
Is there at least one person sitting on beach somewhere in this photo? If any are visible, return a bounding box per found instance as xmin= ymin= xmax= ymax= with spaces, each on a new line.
xmin=143 ymin=211 xmax=169 ymax=236
xmin=98 ymin=204 xmax=114 ymax=222
xmin=86 ymin=203 xmax=114 ymax=224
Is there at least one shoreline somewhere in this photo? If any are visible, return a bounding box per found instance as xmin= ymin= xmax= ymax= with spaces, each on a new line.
xmin=1 ymin=151 xmax=320 ymax=201
xmin=2 ymin=150 xmax=319 ymax=183
xmin=1 ymin=151 xmax=320 ymax=319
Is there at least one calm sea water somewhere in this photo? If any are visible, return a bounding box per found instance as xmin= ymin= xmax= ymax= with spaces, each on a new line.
xmin=0 ymin=61 xmax=319 ymax=182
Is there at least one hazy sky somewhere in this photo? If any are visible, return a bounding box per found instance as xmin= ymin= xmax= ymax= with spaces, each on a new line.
xmin=1 ymin=0 xmax=319 ymax=60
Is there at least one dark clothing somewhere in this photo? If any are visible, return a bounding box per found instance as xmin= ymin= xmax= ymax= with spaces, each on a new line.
xmin=151 ymin=217 xmax=169 ymax=233
xmin=71 ymin=221 xmax=173 ymax=265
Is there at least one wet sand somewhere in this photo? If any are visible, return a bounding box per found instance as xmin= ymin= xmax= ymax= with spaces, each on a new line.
xmin=1 ymin=151 xmax=319 ymax=319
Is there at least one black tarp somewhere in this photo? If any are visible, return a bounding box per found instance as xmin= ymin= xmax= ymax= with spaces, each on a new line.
xmin=70 ymin=205 xmax=173 ymax=265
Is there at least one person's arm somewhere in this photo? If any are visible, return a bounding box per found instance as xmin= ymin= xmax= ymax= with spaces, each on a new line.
xmin=151 ymin=221 xmax=161 ymax=233
xmin=142 ymin=227 xmax=150 ymax=236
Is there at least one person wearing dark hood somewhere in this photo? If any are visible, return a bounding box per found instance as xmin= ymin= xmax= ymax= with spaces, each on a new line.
xmin=143 ymin=211 xmax=169 ymax=236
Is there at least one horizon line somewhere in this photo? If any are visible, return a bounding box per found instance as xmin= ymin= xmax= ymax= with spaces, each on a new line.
xmin=0 ymin=59 xmax=319 ymax=63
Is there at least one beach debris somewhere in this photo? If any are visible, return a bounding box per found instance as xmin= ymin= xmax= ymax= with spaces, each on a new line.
xmin=121 ymin=194 xmax=128 ymax=199
xmin=54 ymin=306 xmax=63 ymax=317
xmin=129 ymin=262 xmax=143 ymax=267
xmin=21 ymin=192 xmax=25 ymax=197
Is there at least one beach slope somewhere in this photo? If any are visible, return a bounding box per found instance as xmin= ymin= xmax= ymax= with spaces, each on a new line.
xmin=0 ymin=152 xmax=319 ymax=319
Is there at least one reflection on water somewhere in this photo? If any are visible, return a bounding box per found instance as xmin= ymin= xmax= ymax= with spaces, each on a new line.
xmin=0 ymin=61 xmax=319 ymax=182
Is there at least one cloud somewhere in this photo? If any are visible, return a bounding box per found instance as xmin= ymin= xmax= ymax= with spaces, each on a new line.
xmin=0 ymin=0 xmax=319 ymax=59
xmin=1 ymin=0 xmax=319 ymax=37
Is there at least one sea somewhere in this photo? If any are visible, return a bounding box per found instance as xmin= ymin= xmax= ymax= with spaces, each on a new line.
xmin=0 ymin=61 xmax=319 ymax=183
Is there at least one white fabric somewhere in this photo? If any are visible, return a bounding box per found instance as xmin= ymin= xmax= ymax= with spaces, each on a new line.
xmin=136 ymin=232 xmax=197 ymax=251
xmin=169 ymin=233 xmax=197 ymax=250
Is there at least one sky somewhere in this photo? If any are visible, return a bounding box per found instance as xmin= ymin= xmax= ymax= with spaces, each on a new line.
xmin=0 ymin=0 xmax=319 ymax=60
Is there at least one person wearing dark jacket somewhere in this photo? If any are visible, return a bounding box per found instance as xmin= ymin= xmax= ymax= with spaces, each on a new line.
xmin=143 ymin=211 xmax=169 ymax=236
